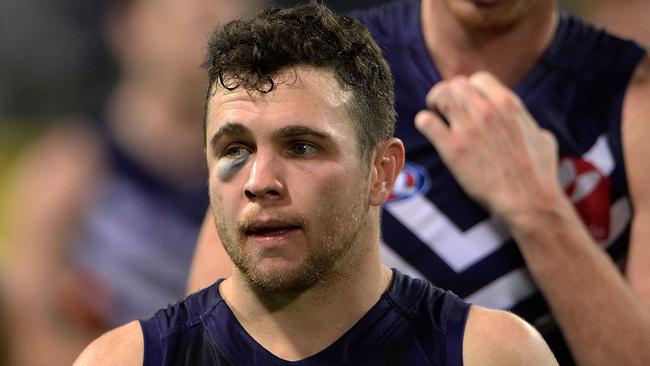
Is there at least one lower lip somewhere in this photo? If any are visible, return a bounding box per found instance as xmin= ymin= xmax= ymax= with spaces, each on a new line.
xmin=247 ymin=228 xmax=301 ymax=247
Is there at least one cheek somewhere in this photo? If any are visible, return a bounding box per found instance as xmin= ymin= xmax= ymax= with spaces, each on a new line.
xmin=312 ymin=167 xmax=367 ymax=206
xmin=208 ymin=173 xmax=234 ymax=214
xmin=207 ymin=155 xmax=247 ymax=197
xmin=208 ymin=190 xmax=238 ymax=232
xmin=216 ymin=156 xmax=249 ymax=181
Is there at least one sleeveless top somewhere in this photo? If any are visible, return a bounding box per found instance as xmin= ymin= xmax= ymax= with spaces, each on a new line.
xmin=352 ymin=0 xmax=646 ymax=363
xmin=140 ymin=269 xmax=470 ymax=365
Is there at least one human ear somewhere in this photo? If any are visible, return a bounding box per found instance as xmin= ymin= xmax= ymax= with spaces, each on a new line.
xmin=368 ymin=138 xmax=405 ymax=206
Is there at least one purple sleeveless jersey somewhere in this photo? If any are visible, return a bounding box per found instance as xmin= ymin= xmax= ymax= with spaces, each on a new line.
xmin=140 ymin=269 xmax=470 ymax=365
xmin=351 ymin=0 xmax=646 ymax=363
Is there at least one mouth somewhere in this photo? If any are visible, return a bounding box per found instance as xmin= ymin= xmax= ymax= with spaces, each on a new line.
xmin=471 ymin=0 xmax=500 ymax=6
xmin=243 ymin=220 xmax=302 ymax=241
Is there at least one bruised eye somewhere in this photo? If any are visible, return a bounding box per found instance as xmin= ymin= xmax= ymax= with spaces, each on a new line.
xmin=291 ymin=143 xmax=318 ymax=156
xmin=223 ymin=145 xmax=251 ymax=158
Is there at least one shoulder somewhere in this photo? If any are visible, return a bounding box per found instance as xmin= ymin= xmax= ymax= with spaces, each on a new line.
xmin=462 ymin=306 xmax=557 ymax=366
xmin=626 ymin=53 xmax=650 ymax=96
xmin=388 ymin=270 xmax=469 ymax=321
xmin=73 ymin=321 xmax=143 ymax=366
xmin=547 ymin=13 xmax=644 ymax=82
xmin=621 ymin=53 xmax=650 ymax=303
xmin=75 ymin=283 xmax=223 ymax=366
xmin=160 ymin=280 xmax=223 ymax=331
xmin=622 ymin=53 xmax=650 ymax=169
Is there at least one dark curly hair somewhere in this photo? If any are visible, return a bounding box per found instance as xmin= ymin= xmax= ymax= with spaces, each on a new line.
xmin=202 ymin=1 xmax=395 ymax=161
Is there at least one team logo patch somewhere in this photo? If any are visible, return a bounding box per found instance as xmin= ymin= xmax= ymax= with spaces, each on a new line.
xmin=386 ymin=161 xmax=431 ymax=204
xmin=558 ymin=157 xmax=612 ymax=242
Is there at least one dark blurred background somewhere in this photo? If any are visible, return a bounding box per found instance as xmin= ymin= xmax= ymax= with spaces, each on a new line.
xmin=0 ymin=0 xmax=645 ymax=122
xmin=1 ymin=0 xmax=646 ymax=123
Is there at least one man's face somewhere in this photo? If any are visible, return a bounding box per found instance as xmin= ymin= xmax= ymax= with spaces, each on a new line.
xmin=205 ymin=67 xmax=373 ymax=294
xmin=439 ymin=0 xmax=547 ymax=32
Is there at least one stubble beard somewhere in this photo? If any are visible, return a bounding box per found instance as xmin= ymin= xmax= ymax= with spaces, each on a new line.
xmin=212 ymin=195 xmax=370 ymax=298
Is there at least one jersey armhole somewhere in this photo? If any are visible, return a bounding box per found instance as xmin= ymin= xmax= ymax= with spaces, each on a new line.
xmin=140 ymin=319 xmax=164 ymax=366
xmin=445 ymin=301 xmax=470 ymax=366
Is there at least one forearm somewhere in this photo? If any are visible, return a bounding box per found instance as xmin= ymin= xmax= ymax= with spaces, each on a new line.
xmin=414 ymin=70 xmax=650 ymax=364
xmin=509 ymin=197 xmax=650 ymax=366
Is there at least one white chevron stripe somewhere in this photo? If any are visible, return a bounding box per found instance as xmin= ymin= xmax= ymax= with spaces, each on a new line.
xmin=461 ymin=197 xmax=630 ymax=310
xmin=463 ymin=267 xmax=535 ymax=309
xmin=584 ymin=135 xmax=614 ymax=175
xmin=385 ymin=196 xmax=508 ymax=272
xmin=603 ymin=197 xmax=630 ymax=246
xmin=385 ymin=134 xmax=618 ymax=273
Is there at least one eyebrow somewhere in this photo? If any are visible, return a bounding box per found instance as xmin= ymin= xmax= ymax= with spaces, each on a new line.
xmin=271 ymin=125 xmax=333 ymax=142
xmin=209 ymin=122 xmax=250 ymax=153
xmin=210 ymin=123 xmax=334 ymax=152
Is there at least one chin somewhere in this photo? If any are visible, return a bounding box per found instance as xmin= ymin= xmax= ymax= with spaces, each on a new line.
xmin=246 ymin=263 xmax=320 ymax=295
xmin=448 ymin=0 xmax=532 ymax=32
xmin=238 ymin=252 xmax=337 ymax=296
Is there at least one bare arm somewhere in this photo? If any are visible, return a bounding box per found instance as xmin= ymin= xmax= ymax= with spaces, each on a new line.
xmin=463 ymin=306 xmax=557 ymax=365
xmin=74 ymin=321 xmax=144 ymax=365
xmin=415 ymin=69 xmax=650 ymax=365
xmin=623 ymin=55 xmax=650 ymax=308
xmin=186 ymin=210 xmax=233 ymax=294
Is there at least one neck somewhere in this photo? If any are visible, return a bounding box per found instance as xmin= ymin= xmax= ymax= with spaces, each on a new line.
xmin=219 ymin=223 xmax=392 ymax=361
xmin=422 ymin=0 xmax=557 ymax=87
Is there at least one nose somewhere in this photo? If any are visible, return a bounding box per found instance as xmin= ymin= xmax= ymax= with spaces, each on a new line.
xmin=243 ymin=154 xmax=286 ymax=202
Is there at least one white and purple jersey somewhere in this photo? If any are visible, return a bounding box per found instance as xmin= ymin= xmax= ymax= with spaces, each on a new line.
xmin=352 ymin=0 xmax=646 ymax=362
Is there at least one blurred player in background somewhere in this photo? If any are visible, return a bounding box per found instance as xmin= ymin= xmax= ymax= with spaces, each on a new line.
xmin=1 ymin=0 xmax=261 ymax=365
